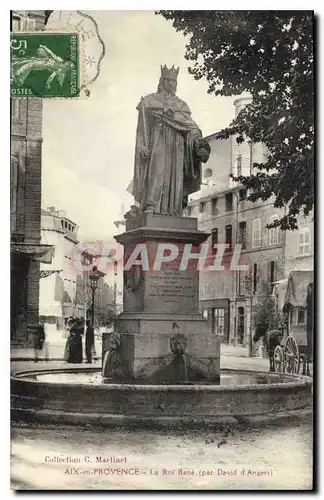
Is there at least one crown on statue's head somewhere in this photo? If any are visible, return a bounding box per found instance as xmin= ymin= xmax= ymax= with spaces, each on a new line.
xmin=160 ymin=64 xmax=179 ymax=80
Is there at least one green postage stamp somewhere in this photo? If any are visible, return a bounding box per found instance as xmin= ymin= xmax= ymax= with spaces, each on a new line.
xmin=11 ymin=32 xmax=79 ymax=98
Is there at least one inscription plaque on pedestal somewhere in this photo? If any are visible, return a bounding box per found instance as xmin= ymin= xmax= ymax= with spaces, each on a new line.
xmin=146 ymin=268 xmax=197 ymax=313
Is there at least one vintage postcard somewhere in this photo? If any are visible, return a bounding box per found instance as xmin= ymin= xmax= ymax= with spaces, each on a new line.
xmin=10 ymin=9 xmax=314 ymax=491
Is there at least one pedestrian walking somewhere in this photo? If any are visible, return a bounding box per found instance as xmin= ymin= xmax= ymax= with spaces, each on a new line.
xmin=85 ymin=320 xmax=95 ymax=363
xmin=33 ymin=320 xmax=49 ymax=362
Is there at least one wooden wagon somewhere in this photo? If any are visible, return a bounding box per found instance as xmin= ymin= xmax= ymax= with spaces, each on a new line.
xmin=272 ymin=271 xmax=313 ymax=375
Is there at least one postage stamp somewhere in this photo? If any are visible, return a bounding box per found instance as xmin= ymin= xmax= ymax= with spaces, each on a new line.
xmin=10 ymin=32 xmax=79 ymax=98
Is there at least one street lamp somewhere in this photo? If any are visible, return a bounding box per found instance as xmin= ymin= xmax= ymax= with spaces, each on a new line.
xmin=89 ymin=266 xmax=100 ymax=327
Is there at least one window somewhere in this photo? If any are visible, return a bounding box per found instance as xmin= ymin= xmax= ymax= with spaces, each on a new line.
xmin=269 ymin=215 xmax=279 ymax=245
xmin=237 ymin=307 xmax=245 ymax=344
xmin=298 ymin=229 xmax=311 ymax=255
xmin=12 ymin=16 xmax=21 ymax=31
xmin=24 ymin=18 xmax=36 ymax=30
xmin=267 ymin=260 xmax=277 ymax=290
xmin=237 ymin=271 xmax=245 ymax=296
xmin=211 ymin=198 xmax=218 ymax=215
xmin=12 ymin=15 xmax=36 ymax=31
xmin=199 ymin=202 xmax=205 ymax=214
xmin=11 ymin=99 xmax=21 ymax=122
xmin=252 ymin=263 xmax=259 ymax=294
xmin=225 ymin=225 xmax=232 ymax=250
xmin=237 ymin=155 xmax=242 ymax=177
xmin=213 ymin=308 xmax=225 ymax=335
xmin=238 ymin=221 xmax=247 ymax=249
xmin=292 ymin=307 xmax=306 ymax=325
xmin=239 ymin=188 xmax=247 ymax=201
xmin=225 ymin=193 xmax=233 ymax=211
xmin=204 ymin=168 xmax=213 ymax=179
xmin=297 ymin=308 xmax=306 ymax=325
xmin=252 ymin=218 xmax=261 ymax=247
xmin=211 ymin=228 xmax=218 ymax=254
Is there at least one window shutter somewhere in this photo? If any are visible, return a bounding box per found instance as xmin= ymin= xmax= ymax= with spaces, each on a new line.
xmin=274 ymin=260 xmax=278 ymax=282
xmin=267 ymin=262 xmax=271 ymax=284
xmin=256 ymin=263 xmax=260 ymax=289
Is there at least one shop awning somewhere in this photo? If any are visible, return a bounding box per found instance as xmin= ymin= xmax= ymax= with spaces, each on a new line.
xmin=274 ymin=271 xmax=314 ymax=310
xmin=11 ymin=243 xmax=55 ymax=264
xmin=40 ymin=269 xmax=62 ymax=279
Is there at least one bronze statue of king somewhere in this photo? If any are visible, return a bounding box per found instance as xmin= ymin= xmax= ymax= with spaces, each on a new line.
xmin=131 ymin=65 xmax=211 ymax=216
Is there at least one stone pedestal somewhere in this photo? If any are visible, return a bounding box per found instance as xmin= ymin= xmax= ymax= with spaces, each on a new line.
xmin=102 ymin=213 xmax=220 ymax=382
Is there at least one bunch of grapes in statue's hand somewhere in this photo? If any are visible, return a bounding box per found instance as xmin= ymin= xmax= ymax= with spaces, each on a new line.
xmin=194 ymin=138 xmax=211 ymax=163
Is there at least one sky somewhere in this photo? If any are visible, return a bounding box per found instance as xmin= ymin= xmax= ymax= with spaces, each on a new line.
xmin=42 ymin=10 xmax=237 ymax=240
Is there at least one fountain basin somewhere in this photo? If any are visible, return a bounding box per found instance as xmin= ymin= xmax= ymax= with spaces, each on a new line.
xmin=11 ymin=367 xmax=312 ymax=429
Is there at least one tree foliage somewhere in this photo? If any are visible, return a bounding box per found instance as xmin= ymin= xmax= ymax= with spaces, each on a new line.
xmin=158 ymin=11 xmax=314 ymax=229
xmin=253 ymin=285 xmax=283 ymax=334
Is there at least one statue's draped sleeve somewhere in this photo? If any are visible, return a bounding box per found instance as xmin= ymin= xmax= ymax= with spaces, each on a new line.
xmin=132 ymin=100 xmax=150 ymax=204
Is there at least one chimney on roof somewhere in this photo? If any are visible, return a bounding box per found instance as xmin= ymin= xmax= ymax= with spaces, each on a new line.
xmin=234 ymin=95 xmax=252 ymax=118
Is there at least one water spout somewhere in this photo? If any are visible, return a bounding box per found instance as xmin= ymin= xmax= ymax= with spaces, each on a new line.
xmin=102 ymin=350 xmax=111 ymax=378
xmin=181 ymin=354 xmax=188 ymax=382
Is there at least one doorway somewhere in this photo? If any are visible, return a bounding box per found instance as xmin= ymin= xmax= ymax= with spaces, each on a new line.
xmin=237 ymin=306 xmax=245 ymax=344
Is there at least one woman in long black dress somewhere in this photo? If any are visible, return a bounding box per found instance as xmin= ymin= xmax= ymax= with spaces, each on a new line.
xmin=64 ymin=317 xmax=74 ymax=362
xmin=65 ymin=318 xmax=84 ymax=363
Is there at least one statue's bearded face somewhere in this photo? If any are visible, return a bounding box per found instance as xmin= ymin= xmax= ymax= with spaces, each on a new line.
xmin=163 ymin=77 xmax=177 ymax=94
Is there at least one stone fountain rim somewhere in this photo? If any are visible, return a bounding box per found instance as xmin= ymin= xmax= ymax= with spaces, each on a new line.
xmin=11 ymin=367 xmax=313 ymax=393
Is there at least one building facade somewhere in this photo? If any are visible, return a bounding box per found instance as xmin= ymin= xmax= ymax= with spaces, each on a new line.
xmin=11 ymin=11 xmax=54 ymax=345
xmin=40 ymin=212 xmax=116 ymax=329
xmin=39 ymin=207 xmax=81 ymax=329
xmin=185 ymin=97 xmax=286 ymax=345
xmin=282 ymin=212 xmax=314 ymax=339
xmin=187 ymin=189 xmax=286 ymax=345
xmin=284 ymin=213 xmax=314 ymax=276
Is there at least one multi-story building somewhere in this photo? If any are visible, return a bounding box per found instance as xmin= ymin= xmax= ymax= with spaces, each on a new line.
xmin=39 ymin=207 xmax=80 ymax=330
xmin=40 ymin=211 xmax=116 ymax=330
xmin=284 ymin=213 xmax=314 ymax=276
xmin=280 ymin=212 xmax=314 ymax=339
xmin=185 ymin=96 xmax=286 ymax=345
xmin=11 ymin=11 xmax=54 ymax=345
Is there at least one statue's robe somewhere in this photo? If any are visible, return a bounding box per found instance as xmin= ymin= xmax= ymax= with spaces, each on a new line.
xmin=132 ymin=92 xmax=202 ymax=216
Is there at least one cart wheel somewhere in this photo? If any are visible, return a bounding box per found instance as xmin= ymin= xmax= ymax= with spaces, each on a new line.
xmin=284 ymin=336 xmax=300 ymax=374
xmin=274 ymin=345 xmax=285 ymax=373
